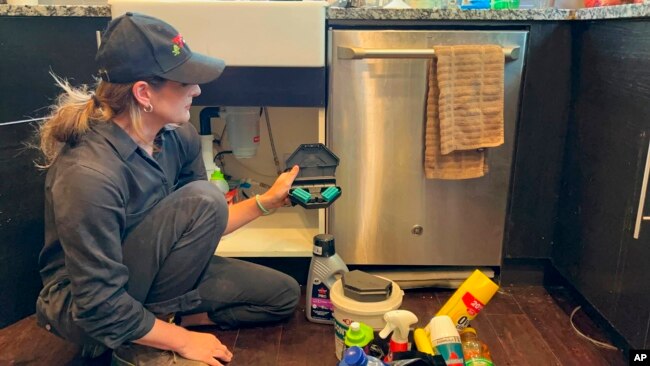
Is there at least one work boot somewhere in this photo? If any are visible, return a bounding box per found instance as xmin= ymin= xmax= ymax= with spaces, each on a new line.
xmin=111 ymin=343 xmax=208 ymax=366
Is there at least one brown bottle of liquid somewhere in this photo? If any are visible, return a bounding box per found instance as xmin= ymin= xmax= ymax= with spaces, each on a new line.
xmin=460 ymin=327 xmax=493 ymax=366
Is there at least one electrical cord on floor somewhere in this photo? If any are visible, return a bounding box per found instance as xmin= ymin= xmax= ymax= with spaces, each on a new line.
xmin=569 ymin=306 xmax=618 ymax=350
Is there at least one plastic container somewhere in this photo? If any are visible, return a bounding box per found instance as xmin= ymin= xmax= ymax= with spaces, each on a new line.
xmin=436 ymin=269 xmax=499 ymax=331
xmin=344 ymin=321 xmax=375 ymax=356
xmin=285 ymin=143 xmax=341 ymax=209
xmin=459 ymin=0 xmax=491 ymax=8
xmin=491 ymin=0 xmax=520 ymax=8
xmin=413 ymin=328 xmax=435 ymax=355
xmin=331 ymin=277 xmax=403 ymax=360
xmin=428 ymin=315 xmax=465 ymax=366
xmin=339 ymin=346 xmax=386 ymax=366
xmin=342 ymin=270 xmax=392 ymax=302
xmin=210 ymin=168 xmax=229 ymax=194
xmin=306 ymin=234 xmax=349 ymax=325
xmin=224 ymin=107 xmax=261 ymax=159
xmin=460 ymin=327 xmax=494 ymax=366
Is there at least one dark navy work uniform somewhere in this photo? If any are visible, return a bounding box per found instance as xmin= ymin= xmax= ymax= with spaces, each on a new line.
xmin=36 ymin=121 xmax=299 ymax=349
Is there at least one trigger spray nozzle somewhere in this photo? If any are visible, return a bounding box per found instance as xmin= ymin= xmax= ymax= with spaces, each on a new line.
xmin=379 ymin=309 xmax=419 ymax=345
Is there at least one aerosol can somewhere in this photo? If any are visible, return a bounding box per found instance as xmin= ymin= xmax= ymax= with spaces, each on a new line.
xmin=306 ymin=234 xmax=348 ymax=324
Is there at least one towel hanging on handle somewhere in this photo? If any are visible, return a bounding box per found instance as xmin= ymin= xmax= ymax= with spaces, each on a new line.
xmin=424 ymin=44 xmax=505 ymax=180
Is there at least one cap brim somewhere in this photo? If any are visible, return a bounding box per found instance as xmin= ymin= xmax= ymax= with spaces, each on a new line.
xmin=159 ymin=52 xmax=226 ymax=85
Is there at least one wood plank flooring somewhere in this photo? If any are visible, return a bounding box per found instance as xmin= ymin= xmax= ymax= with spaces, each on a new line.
xmin=0 ymin=285 xmax=626 ymax=366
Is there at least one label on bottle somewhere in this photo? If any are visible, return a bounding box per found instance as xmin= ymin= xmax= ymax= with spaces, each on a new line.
xmin=310 ymin=283 xmax=333 ymax=321
xmin=434 ymin=342 xmax=465 ymax=366
xmin=466 ymin=358 xmax=494 ymax=366
xmin=334 ymin=317 xmax=349 ymax=360
xmin=462 ymin=292 xmax=486 ymax=317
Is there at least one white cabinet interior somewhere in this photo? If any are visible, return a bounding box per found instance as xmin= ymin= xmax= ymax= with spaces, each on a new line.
xmin=189 ymin=106 xmax=325 ymax=257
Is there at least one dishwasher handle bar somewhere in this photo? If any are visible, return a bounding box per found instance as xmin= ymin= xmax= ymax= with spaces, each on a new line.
xmin=337 ymin=45 xmax=520 ymax=61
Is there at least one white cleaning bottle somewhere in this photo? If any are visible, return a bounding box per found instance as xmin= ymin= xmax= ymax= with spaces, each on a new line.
xmin=378 ymin=309 xmax=419 ymax=362
xmin=429 ymin=315 xmax=465 ymax=366
xmin=306 ymin=234 xmax=348 ymax=324
xmin=210 ymin=167 xmax=229 ymax=194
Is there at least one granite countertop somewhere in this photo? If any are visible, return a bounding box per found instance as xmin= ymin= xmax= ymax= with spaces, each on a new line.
xmin=328 ymin=7 xmax=575 ymax=20
xmin=0 ymin=4 xmax=110 ymax=16
xmin=1 ymin=2 xmax=649 ymax=20
xmin=328 ymin=2 xmax=650 ymax=19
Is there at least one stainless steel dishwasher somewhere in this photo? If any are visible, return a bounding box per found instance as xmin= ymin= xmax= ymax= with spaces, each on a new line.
xmin=327 ymin=30 xmax=527 ymax=267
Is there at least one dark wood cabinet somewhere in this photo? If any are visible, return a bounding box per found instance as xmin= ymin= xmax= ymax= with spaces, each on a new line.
xmin=0 ymin=15 xmax=109 ymax=328
xmin=554 ymin=20 xmax=650 ymax=349
xmin=0 ymin=16 xmax=110 ymax=123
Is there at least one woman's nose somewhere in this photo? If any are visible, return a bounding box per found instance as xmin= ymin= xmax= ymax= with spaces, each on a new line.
xmin=191 ymin=84 xmax=201 ymax=97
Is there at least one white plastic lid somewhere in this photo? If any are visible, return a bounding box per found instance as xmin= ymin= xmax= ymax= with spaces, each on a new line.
xmin=428 ymin=315 xmax=460 ymax=341
xmin=330 ymin=278 xmax=403 ymax=316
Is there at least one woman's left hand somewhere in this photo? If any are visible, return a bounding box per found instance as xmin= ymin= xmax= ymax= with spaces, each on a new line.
xmin=259 ymin=165 xmax=300 ymax=209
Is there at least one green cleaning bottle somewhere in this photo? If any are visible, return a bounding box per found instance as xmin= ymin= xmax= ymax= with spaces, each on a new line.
xmin=210 ymin=168 xmax=229 ymax=194
xmin=344 ymin=321 xmax=374 ymax=356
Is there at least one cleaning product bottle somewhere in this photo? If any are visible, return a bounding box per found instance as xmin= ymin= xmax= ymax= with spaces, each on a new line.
xmin=413 ymin=327 xmax=436 ymax=355
xmin=306 ymin=234 xmax=349 ymax=324
xmin=436 ymin=269 xmax=499 ymax=331
xmin=210 ymin=167 xmax=229 ymax=194
xmin=339 ymin=346 xmax=387 ymax=366
xmin=460 ymin=327 xmax=493 ymax=366
xmin=378 ymin=309 xmax=418 ymax=362
xmin=429 ymin=315 xmax=465 ymax=366
xmin=345 ymin=322 xmax=375 ymax=356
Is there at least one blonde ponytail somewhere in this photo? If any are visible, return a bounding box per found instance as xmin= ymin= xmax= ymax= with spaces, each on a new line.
xmin=37 ymin=74 xmax=165 ymax=168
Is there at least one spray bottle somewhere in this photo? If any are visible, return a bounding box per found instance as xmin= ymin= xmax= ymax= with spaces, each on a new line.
xmin=306 ymin=234 xmax=348 ymax=324
xmin=378 ymin=310 xmax=418 ymax=362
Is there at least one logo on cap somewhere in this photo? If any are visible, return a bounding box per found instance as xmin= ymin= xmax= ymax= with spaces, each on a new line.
xmin=171 ymin=34 xmax=185 ymax=56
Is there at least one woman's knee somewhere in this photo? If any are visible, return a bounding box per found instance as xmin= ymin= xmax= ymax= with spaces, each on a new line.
xmin=275 ymin=275 xmax=300 ymax=315
xmin=180 ymin=181 xmax=226 ymax=205
xmin=178 ymin=181 xmax=227 ymax=215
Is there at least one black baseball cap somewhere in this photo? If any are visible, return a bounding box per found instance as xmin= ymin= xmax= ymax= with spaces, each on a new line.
xmin=96 ymin=12 xmax=226 ymax=84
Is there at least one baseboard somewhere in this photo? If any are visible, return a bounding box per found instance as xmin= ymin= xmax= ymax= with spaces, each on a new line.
xmin=500 ymin=257 xmax=555 ymax=285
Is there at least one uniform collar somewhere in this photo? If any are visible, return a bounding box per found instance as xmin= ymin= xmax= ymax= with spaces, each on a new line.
xmin=92 ymin=121 xmax=176 ymax=160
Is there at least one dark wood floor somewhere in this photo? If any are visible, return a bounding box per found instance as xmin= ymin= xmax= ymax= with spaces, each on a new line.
xmin=0 ymin=285 xmax=626 ymax=366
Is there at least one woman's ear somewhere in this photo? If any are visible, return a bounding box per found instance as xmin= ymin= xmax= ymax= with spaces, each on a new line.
xmin=131 ymin=81 xmax=152 ymax=108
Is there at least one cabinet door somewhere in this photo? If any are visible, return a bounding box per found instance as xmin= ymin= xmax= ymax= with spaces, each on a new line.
xmin=614 ymin=138 xmax=650 ymax=349
xmin=554 ymin=118 xmax=646 ymax=321
xmin=555 ymin=20 xmax=650 ymax=348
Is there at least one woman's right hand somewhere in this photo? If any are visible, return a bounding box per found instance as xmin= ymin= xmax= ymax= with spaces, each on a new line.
xmin=177 ymin=330 xmax=233 ymax=366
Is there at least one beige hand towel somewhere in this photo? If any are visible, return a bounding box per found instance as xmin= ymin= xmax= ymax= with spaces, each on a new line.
xmin=424 ymin=45 xmax=505 ymax=180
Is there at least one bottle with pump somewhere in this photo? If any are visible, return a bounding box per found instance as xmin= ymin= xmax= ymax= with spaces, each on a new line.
xmin=339 ymin=346 xmax=386 ymax=366
xmin=306 ymin=234 xmax=348 ymax=324
xmin=460 ymin=327 xmax=493 ymax=366
xmin=378 ymin=310 xmax=418 ymax=362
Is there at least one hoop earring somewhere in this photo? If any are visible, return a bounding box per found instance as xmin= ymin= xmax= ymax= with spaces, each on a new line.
xmin=143 ymin=104 xmax=154 ymax=113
